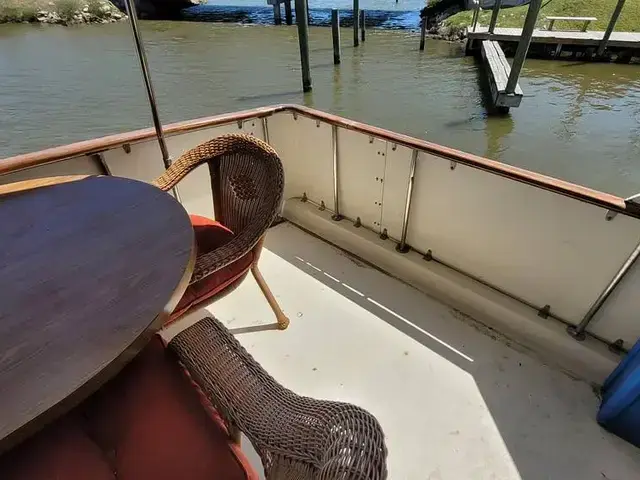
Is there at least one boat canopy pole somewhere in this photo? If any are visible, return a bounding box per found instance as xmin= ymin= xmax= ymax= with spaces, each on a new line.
xmin=122 ymin=0 xmax=171 ymax=169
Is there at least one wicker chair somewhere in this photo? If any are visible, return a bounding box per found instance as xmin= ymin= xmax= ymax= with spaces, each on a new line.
xmin=153 ymin=134 xmax=289 ymax=329
xmin=170 ymin=316 xmax=389 ymax=479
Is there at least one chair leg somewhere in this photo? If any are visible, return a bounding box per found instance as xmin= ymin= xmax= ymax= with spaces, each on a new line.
xmin=251 ymin=264 xmax=290 ymax=330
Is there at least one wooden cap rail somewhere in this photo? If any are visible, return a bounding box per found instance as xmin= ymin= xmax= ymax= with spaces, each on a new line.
xmin=2 ymin=104 xmax=638 ymax=219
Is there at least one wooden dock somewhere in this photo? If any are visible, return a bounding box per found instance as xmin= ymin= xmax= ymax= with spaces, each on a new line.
xmin=481 ymin=40 xmax=522 ymax=111
xmin=468 ymin=26 xmax=640 ymax=49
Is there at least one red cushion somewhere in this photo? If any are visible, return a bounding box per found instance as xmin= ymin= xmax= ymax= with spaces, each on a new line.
xmin=0 ymin=337 xmax=259 ymax=480
xmin=172 ymin=215 xmax=253 ymax=320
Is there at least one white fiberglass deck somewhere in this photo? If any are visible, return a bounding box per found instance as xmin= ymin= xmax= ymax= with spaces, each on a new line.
xmin=165 ymin=222 xmax=640 ymax=479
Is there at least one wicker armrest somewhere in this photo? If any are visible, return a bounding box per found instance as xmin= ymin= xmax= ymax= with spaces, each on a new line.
xmin=169 ymin=317 xmax=388 ymax=480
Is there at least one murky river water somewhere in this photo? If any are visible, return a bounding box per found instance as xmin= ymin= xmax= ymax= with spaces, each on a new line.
xmin=1 ymin=18 xmax=639 ymax=195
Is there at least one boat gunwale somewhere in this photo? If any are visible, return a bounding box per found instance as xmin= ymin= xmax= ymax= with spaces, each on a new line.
xmin=1 ymin=104 xmax=636 ymax=218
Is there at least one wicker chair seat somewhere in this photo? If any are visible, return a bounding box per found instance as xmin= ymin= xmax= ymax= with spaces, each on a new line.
xmin=172 ymin=215 xmax=253 ymax=320
xmin=0 ymin=336 xmax=259 ymax=480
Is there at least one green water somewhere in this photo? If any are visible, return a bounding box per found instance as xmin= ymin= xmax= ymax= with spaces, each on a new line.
xmin=1 ymin=22 xmax=639 ymax=196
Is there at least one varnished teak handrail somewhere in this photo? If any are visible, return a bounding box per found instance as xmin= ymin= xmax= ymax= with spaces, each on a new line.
xmin=1 ymin=104 xmax=637 ymax=219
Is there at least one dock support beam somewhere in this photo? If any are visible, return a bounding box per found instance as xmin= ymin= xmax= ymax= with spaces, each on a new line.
xmin=505 ymin=0 xmax=542 ymax=94
xmin=273 ymin=2 xmax=282 ymax=25
xmin=360 ymin=10 xmax=366 ymax=42
xmin=295 ymin=0 xmax=312 ymax=92
xmin=419 ymin=16 xmax=427 ymax=50
xmin=332 ymin=9 xmax=341 ymax=64
xmin=488 ymin=0 xmax=502 ymax=34
xmin=597 ymin=0 xmax=626 ymax=57
xmin=284 ymin=0 xmax=292 ymax=25
xmin=353 ymin=0 xmax=359 ymax=46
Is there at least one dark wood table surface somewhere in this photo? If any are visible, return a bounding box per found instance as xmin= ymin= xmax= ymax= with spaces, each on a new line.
xmin=0 ymin=175 xmax=195 ymax=453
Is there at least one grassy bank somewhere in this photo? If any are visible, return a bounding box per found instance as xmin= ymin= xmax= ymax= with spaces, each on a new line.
xmin=0 ymin=0 xmax=124 ymax=24
xmin=445 ymin=0 xmax=640 ymax=32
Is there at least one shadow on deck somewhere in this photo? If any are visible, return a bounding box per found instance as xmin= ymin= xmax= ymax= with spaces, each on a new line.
xmin=166 ymin=222 xmax=640 ymax=479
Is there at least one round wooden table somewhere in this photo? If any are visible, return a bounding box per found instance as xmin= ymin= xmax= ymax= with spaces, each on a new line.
xmin=0 ymin=175 xmax=195 ymax=453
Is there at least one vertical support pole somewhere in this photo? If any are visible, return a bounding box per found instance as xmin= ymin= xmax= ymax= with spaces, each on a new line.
xmin=331 ymin=125 xmax=343 ymax=221
xmin=284 ymin=0 xmax=292 ymax=25
xmin=397 ymin=150 xmax=418 ymax=253
xmin=505 ymin=0 xmax=542 ymax=95
xmin=353 ymin=0 xmax=359 ymax=47
xmin=122 ymin=0 xmax=170 ymax=170
xmin=295 ymin=0 xmax=312 ymax=92
xmin=360 ymin=10 xmax=366 ymax=42
xmin=488 ymin=0 xmax=502 ymax=34
xmin=597 ymin=0 xmax=626 ymax=57
xmin=332 ymin=9 xmax=341 ymax=65
xmin=471 ymin=0 xmax=480 ymax=32
xmin=273 ymin=2 xmax=282 ymax=25
xmin=567 ymin=240 xmax=640 ymax=341
xmin=419 ymin=16 xmax=426 ymax=50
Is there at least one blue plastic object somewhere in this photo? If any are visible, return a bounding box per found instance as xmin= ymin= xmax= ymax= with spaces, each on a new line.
xmin=597 ymin=339 xmax=640 ymax=447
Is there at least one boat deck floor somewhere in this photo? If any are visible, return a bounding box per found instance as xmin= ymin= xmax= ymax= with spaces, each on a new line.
xmin=163 ymin=222 xmax=640 ymax=479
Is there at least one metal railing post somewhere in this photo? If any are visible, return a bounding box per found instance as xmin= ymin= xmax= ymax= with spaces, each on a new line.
xmin=122 ymin=0 xmax=170 ymax=170
xmin=261 ymin=117 xmax=270 ymax=144
xmin=567 ymin=240 xmax=640 ymax=340
xmin=397 ymin=150 xmax=418 ymax=253
xmin=331 ymin=125 xmax=343 ymax=221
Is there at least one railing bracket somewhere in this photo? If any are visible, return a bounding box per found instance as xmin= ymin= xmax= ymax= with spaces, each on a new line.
xmin=301 ymin=192 xmax=308 ymax=202
xmin=123 ymin=143 xmax=131 ymax=154
xmin=380 ymin=228 xmax=388 ymax=240
xmin=538 ymin=304 xmax=551 ymax=319
xmin=423 ymin=249 xmax=433 ymax=261
xmin=292 ymin=112 xmax=298 ymax=120
xmin=237 ymin=120 xmax=243 ymax=129
xmin=609 ymin=339 xmax=625 ymax=354
xmin=316 ymin=120 xmax=321 ymax=128
xmin=369 ymin=136 xmax=374 ymax=144
xmin=319 ymin=201 xmax=326 ymax=211
xmin=391 ymin=143 xmax=397 ymax=151
xmin=396 ymin=242 xmax=411 ymax=254
xmin=566 ymin=325 xmax=586 ymax=341
xmin=354 ymin=217 xmax=362 ymax=228
xmin=331 ymin=213 xmax=344 ymax=221
xmin=450 ymin=161 xmax=457 ymax=171
xmin=606 ymin=192 xmax=640 ymax=221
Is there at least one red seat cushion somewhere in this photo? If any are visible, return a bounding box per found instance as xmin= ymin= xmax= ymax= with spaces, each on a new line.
xmin=172 ymin=215 xmax=253 ymax=320
xmin=0 ymin=337 xmax=258 ymax=480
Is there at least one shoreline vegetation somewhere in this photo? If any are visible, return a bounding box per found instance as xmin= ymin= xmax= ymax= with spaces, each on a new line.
xmin=0 ymin=0 xmax=126 ymax=24
xmin=445 ymin=0 xmax=640 ymax=32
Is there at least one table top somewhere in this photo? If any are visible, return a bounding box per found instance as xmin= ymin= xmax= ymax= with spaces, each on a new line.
xmin=0 ymin=175 xmax=195 ymax=452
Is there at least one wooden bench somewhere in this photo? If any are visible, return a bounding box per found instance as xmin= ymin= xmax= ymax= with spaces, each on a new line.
xmin=546 ymin=16 xmax=597 ymax=32
xmin=481 ymin=40 xmax=523 ymax=110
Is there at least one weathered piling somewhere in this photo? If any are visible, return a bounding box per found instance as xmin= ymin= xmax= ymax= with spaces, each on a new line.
xmin=505 ymin=0 xmax=542 ymax=94
xmin=284 ymin=0 xmax=292 ymax=25
xmin=295 ymin=0 xmax=312 ymax=92
xmin=597 ymin=0 xmax=626 ymax=56
xmin=273 ymin=1 xmax=281 ymax=25
xmin=419 ymin=17 xmax=426 ymax=50
xmin=353 ymin=0 xmax=359 ymax=46
xmin=360 ymin=10 xmax=366 ymax=42
xmin=332 ymin=9 xmax=341 ymax=65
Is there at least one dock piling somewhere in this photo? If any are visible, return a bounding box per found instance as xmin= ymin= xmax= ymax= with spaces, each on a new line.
xmin=360 ymin=10 xmax=366 ymax=42
xmin=353 ymin=0 xmax=360 ymax=46
xmin=597 ymin=0 xmax=626 ymax=56
xmin=273 ymin=1 xmax=282 ymax=25
xmin=488 ymin=0 xmax=502 ymax=34
xmin=505 ymin=0 xmax=542 ymax=94
xmin=284 ymin=0 xmax=292 ymax=25
xmin=419 ymin=17 xmax=426 ymax=50
xmin=332 ymin=9 xmax=341 ymax=64
xmin=294 ymin=0 xmax=312 ymax=92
